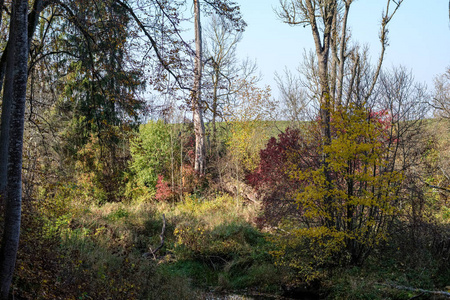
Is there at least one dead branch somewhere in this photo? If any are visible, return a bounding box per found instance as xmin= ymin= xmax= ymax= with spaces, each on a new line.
xmin=221 ymin=175 xmax=259 ymax=203
xmin=143 ymin=214 xmax=166 ymax=259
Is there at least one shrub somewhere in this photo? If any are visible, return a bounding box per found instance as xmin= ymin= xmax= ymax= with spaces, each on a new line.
xmin=72 ymin=131 xmax=130 ymax=203
xmin=155 ymin=174 xmax=176 ymax=202
xmin=252 ymin=105 xmax=404 ymax=282
xmin=129 ymin=120 xmax=175 ymax=193
xmin=247 ymin=126 xmax=320 ymax=227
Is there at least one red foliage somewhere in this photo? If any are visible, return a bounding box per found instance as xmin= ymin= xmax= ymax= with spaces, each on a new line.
xmin=248 ymin=109 xmax=396 ymax=228
xmin=369 ymin=109 xmax=398 ymax=144
xmin=247 ymin=127 xmax=321 ymax=227
xmin=155 ymin=174 xmax=175 ymax=202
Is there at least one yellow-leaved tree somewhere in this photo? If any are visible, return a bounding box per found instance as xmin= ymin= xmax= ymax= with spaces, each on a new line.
xmin=272 ymin=104 xmax=403 ymax=281
xmin=270 ymin=0 xmax=405 ymax=282
xmin=225 ymin=79 xmax=276 ymax=173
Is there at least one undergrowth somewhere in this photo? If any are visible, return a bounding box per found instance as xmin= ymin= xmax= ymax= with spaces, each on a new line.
xmin=9 ymin=187 xmax=450 ymax=299
xmin=11 ymin=193 xmax=286 ymax=299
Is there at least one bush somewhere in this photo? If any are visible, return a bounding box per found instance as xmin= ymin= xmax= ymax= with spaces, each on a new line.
xmin=155 ymin=174 xmax=176 ymax=202
xmin=270 ymin=223 xmax=348 ymax=283
xmin=247 ymin=126 xmax=320 ymax=227
xmin=129 ymin=120 xmax=176 ymax=194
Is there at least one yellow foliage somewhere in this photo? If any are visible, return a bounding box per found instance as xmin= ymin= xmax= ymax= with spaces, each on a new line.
xmin=225 ymin=80 xmax=277 ymax=172
xmin=274 ymin=103 xmax=404 ymax=276
xmin=227 ymin=120 xmax=270 ymax=171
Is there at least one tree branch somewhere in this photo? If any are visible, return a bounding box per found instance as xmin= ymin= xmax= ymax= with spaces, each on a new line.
xmin=365 ymin=0 xmax=403 ymax=101
xmin=143 ymin=214 xmax=166 ymax=259
xmin=115 ymin=0 xmax=192 ymax=92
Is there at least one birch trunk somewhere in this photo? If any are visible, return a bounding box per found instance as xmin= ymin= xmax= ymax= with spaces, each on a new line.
xmin=0 ymin=43 xmax=13 ymax=199
xmin=0 ymin=0 xmax=29 ymax=298
xmin=0 ymin=0 xmax=44 ymax=198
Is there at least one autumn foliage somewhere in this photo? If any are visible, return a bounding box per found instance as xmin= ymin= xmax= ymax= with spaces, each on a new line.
xmin=247 ymin=126 xmax=320 ymax=226
xmin=249 ymin=104 xmax=403 ymax=278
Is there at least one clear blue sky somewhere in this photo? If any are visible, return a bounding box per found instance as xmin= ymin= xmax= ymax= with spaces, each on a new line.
xmin=235 ymin=0 xmax=450 ymax=99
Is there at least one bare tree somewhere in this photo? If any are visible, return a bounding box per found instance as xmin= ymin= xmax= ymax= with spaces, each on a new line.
xmin=433 ymin=67 xmax=450 ymax=119
xmin=275 ymin=68 xmax=309 ymax=126
xmin=203 ymin=14 xmax=258 ymax=146
xmin=192 ymin=0 xmax=247 ymax=174
xmin=428 ymin=67 xmax=450 ymax=196
xmin=277 ymin=0 xmax=403 ymax=108
xmin=204 ymin=14 xmax=241 ymax=144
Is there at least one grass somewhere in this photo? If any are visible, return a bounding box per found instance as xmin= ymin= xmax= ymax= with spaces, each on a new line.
xmin=15 ymin=178 xmax=450 ymax=299
xmin=14 ymin=193 xmax=285 ymax=299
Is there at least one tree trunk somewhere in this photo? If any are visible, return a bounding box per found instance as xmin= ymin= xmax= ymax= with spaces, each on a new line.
xmin=0 ymin=0 xmax=29 ymax=298
xmin=0 ymin=0 xmax=44 ymax=199
xmin=304 ymin=0 xmax=336 ymax=229
xmin=211 ymin=64 xmax=219 ymax=150
xmin=193 ymin=0 xmax=206 ymax=174
xmin=0 ymin=43 xmax=13 ymax=200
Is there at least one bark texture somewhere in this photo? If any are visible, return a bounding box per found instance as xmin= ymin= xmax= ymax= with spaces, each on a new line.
xmin=0 ymin=0 xmax=29 ymax=298
xmin=0 ymin=0 xmax=45 ymax=198
xmin=0 ymin=43 xmax=13 ymax=199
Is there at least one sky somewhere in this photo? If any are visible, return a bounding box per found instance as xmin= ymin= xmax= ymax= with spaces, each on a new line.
xmin=234 ymin=0 xmax=450 ymax=99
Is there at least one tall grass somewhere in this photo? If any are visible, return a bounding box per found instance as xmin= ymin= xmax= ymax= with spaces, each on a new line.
xmin=27 ymin=192 xmax=285 ymax=298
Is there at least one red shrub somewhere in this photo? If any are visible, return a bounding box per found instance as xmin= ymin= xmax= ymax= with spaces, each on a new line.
xmin=155 ymin=174 xmax=175 ymax=202
xmin=247 ymin=127 xmax=321 ymax=227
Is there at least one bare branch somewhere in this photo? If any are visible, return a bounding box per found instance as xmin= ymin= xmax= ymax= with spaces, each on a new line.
xmin=365 ymin=0 xmax=403 ymax=100
xmin=144 ymin=214 xmax=166 ymax=259
xmin=115 ymin=0 xmax=193 ymax=92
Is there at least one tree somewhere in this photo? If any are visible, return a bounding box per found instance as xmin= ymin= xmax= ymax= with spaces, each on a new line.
xmin=193 ymin=0 xmax=206 ymax=174
xmin=204 ymin=14 xmax=241 ymax=144
xmin=0 ymin=0 xmax=46 ymax=199
xmin=272 ymin=0 xmax=405 ymax=271
xmin=433 ymin=67 xmax=450 ymax=119
xmin=203 ymin=14 xmax=257 ymax=147
xmin=191 ymin=0 xmax=246 ymax=174
xmin=275 ymin=68 xmax=309 ymax=127
xmin=0 ymin=0 xmax=179 ymax=294
xmin=276 ymin=0 xmax=402 ymax=220
xmin=54 ymin=0 xmax=146 ymax=202
xmin=120 ymin=0 xmax=245 ymax=175
xmin=129 ymin=120 xmax=176 ymax=195
xmin=430 ymin=68 xmax=450 ymax=195
xmin=225 ymin=79 xmax=276 ymax=172
xmin=0 ymin=0 xmax=244 ymax=293
xmin=376 ymin=67 xmax=430 ymax=235
xmin=0 ymin=0 xmax=29 ymax=297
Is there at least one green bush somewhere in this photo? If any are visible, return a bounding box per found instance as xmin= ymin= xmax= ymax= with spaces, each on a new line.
xmin=130 ymin=120 xmax=173 ymax=189
xmin=128 ymin=120 xmax=180 ymax=201
xmin=174 ymin=220 xmax=264 ymax=260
